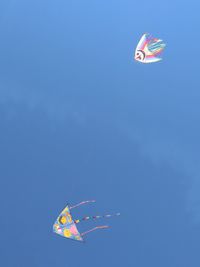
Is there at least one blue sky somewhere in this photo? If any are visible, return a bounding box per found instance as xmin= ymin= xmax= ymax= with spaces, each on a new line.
xmin=0 ymin=0 xmax=200 ymax=266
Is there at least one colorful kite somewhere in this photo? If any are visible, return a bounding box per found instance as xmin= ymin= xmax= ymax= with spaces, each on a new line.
xmin=135 ymin=33 xmax=166 ymax=63
xmin=53 ymin=200 xmax=120 ymax=242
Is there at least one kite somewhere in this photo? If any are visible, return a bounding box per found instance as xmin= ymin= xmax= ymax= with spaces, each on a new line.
xmin=135 ymin=33 xmax=166 ymax=63
xmin=53 ymin=200 xmax=120 ymax=242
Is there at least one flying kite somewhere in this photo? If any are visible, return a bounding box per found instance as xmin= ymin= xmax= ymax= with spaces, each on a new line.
xmin=53 ymin=200 xmax=120 ymax=242
xmin=135 ymin=33 xmax=166 ymax=63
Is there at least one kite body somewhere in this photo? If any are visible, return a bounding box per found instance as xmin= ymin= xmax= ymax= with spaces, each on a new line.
xmin=53 ymin=200 xmax=120 ymax=242
xmin=53 ymin=205 xmax=83 ymax=242
xmin=135 ymin=33 xmax=166 ymax=63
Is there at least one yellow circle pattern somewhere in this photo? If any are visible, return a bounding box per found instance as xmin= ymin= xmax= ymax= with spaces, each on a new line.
xmin=63 ymin=229 xmax=72 ymax=238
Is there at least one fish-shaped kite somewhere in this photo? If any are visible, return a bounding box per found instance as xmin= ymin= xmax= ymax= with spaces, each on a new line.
xmin=135 ymin=33 xmax=166 ymax=63
xmin=53 ymin=200 xmax=120 ymax=242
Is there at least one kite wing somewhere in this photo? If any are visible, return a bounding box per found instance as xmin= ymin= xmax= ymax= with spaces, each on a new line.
xmin=53 ymin=205 xmax=83 ymax=242
xmin=135 ymin=33 xmax=166 ymax=63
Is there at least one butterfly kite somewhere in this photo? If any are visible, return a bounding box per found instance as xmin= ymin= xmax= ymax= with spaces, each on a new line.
xmin=53 ymin=200 xmax=120 ymax=242
xmin=135 ymin=33 xmax=166 ymax=63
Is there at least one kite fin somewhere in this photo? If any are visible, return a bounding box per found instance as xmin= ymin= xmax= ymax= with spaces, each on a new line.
xmin=81 ymin=225 xmax=109 ymax=236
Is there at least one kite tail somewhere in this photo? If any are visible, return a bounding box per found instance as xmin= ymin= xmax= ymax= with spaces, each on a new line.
xmin=69 ymin=200 xmax=96 ymax=210
xmin=148 ymin=41 xmax=166 ymax=55
xmin=81 ymin=226 xmax=109 ymax=236
xmin=74 ymin=212 xmax=120 ymax=224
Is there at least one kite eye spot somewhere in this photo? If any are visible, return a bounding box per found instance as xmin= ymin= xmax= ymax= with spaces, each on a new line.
xmin=135 ymin=50 xmax=145 ymax=61
xmin=59 ymin=215 xmax=67 ymax=225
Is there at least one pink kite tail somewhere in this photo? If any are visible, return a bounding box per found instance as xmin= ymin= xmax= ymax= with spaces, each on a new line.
xmin=81 ymin=225 xmax=109 ymax=236
xmin=69 ymin=200 xmax=96 ymax=210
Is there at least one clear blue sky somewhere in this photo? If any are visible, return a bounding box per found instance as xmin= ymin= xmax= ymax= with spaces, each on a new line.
xmin=0 ymin=0 xmax=200 ymax=266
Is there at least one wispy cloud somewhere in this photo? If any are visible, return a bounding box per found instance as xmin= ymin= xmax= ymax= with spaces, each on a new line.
xmin=116 ymin=114 xmax=200 ymax=222
xmin=0 ymin=80 xmax=87 ymax=125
